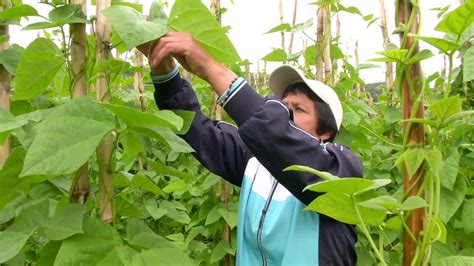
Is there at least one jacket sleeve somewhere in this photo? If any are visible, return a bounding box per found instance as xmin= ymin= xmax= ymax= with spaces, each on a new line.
xmin=223 ymin=84 xmax=363 ymax=205
xmin=153 ymin=74 xmax=253 ymax=186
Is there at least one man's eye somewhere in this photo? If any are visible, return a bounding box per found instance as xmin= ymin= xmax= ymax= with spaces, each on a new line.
xmin=295 ymin=107 xmax=305 ymax=112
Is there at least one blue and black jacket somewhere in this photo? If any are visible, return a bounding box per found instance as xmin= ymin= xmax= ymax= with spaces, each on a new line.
xmin=153 ymin=74 xmax=363 ymax=265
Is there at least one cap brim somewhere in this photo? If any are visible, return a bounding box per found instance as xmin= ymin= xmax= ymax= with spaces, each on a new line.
xmin=268 ymin=65 xmax=306 ymax=98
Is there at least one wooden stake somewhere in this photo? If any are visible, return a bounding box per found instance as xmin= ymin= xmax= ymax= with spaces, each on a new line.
xmin=397 ymin=2 xmax=425 ymax=265
xmin=279 ymin=0 xmax=286 ymax=52
xmin=0 ymin=0 xmax=11 ymax=166
xmin=70 ymin=0 xmax=90 ymax=204
xmin=96 ymin=0 xmax=114 ymax=224
xmin=316 ymin=6 xmax=324 ymax=81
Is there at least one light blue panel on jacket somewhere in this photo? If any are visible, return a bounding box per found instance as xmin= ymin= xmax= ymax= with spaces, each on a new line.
xmin=236 ymin=165 xmax=320 ymax=266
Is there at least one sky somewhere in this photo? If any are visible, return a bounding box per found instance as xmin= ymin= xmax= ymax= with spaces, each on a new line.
xmin=10 ymin=0 xmax=459 ymax=83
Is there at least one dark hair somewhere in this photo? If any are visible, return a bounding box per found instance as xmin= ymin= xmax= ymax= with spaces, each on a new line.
xmin=282 ymin=82 xmax=338 ymax=142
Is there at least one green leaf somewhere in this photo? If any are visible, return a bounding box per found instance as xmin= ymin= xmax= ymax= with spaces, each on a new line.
xmin=413 ymin=35 xmax=460 ymax=54
xmin=432 ymin=256 xmax=474 ymax=266
xmin=210 ymin=240 xmax=231 ymax=263
xmin=205 ymin=204 xmax=222 ymax=225
xmin=37 ymin=241 xmax=61 ymax=266
xmin=304 ymin=178 xmax=374 ymax=195
xmin=21 ymin=98 xmax=115 ymax=177
xmin=284 ymin=165 xmax=339 ymax=180
xmin=401 ymin=196 xmax=428 ymax=211
xmin=145 ymin=205 xmax=168 ymax=220
xmin=305 ymin=192 xmax=386 ymax=225
xmin=440 ymin=149 xmax=460 ymax=190
xmin=330 ymin=44 xmax=345 ymax=59
xmin=219 ymin=209 xmax=238 ymax=229
xmin=290 ymin=18 xmax=313 ymax=32
xmin=462 ymin=199 xmax=474 ymax=233
xmin=8 ymin=198 xmax=54 ymax=233
xmin=265 ymin=23 xmax=291 ymax=34
xmin=22 ymin=22 xmax=56 ymax=30
xmin=304 ymin=45 xmax=316 ymax=66
xmin=126 ymin=218 xmax=176 ymax=249
xmin=424 ymin=148 xmax=442 ymax=177
xmin=0 ymin=44 xmax=24 ymax=75
xmin=0 ymin=4 xmax=38 ymax=19
xmin=14 ymin=38 xmax=64 ymax=99
xmin=44 ymin=203 xmax=87 ymax=241
xmin=262 ymin=48 xmax=287 ymax=62
xmin=402 ymin=148 xmax=425 ymax=178
xmin=168 ymin=0 xmax=241 ymax=65
xmin=429 ymin=96 xmax=462 ymax=125
xmin=0 ymin=231 xmax=32 ymax=263
xmin=54 ymin=217 xmax=122 ymax=265
xmin=463 ymin=46 xmax=474 ymax=82
xmin=171 ymin=109 xmax=195 ymax=135
xmin=440 ymin=174 xmax=467 ymax=223
xmin=406 ymin=49 xmax=434 ymax=64
xmin=102 ymin=4 xmax=169 ymax=50
xmin=357 ymin=196 xmax=401 ymax=211
xmin=162 ymin=179 xmax=187 ymax=193
xmin=133 ymin=125 xmax=194 ymax=153
xmin=131 ymin=174 xmax=164 ymax=195
xmin=49 ymin=4 xmax=88 ymax=24
xmin=384 ymin=106 xmax=402 ymax=125
xmin=435 ymin=0 xmax=474 ymax=37
xmin=166 ymin=209 xmax=190 ymax=224
xmin=105 ymin=103 xmax=182 ymax=132
xmin=131 ymin=248 xmax=193 ymax=266
xmin=370 ymin=49 xmax=408 ymax=63
xmin=0 ymin=108 xmax=26 ymax=134
xmin=0 ymin=148 xmax=26 ymax=209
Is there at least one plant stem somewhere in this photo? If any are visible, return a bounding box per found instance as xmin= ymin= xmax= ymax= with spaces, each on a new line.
xmin=353 ymin=197 xmax=387 ymax=265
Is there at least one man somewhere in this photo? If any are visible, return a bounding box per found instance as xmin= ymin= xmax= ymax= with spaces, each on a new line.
xmin=141 ymin=32 xmax=363 ymax=265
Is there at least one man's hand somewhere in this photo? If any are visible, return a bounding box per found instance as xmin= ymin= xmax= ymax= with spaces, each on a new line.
xmin=139 ymin=32 xmax=237 ymax=95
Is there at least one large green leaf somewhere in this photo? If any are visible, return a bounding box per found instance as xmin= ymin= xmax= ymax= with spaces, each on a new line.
xmin=429 ymin=96 xmax=462 ymax=125
xmin=105 ymin=103 xmax=182 ymax=132
xmin=304 ymin=178 xmax=375 ymax=195
xmin=102 ymin=3 xmax=169 ymax=50
xmin=54 ymin=217 xmax=122 ymax=265
xmin=20 ymin=98 xmax=115 ymax=177
xmin=0 ymin=108 xmax=26 ymax=135
xmin=284 ymin=165 xmax=339 ymax=181
xmin=44 ymin=203 xmax=87 ymax=241
xmin=210 ymin=240 xmax=233 ymax=264
xmin=37 ymin=241 xmax=61 ymax=266
xmin=0 ymin=44 xmax=25 ymax=75
xmin=0 ymin=4 xmax=38 ymax=19
xmin=463 ymin=46 xmax=474 ymax=82
xmin=0 ymin=231 xmax=32 ymax=263
xmin=8 ymin=198 xmax=54 ymax=233
xmin=0 ymin=148 xmax=26 ymax=209
xmin=440 ymin=149 xmax=460 ymax=190
xmin=305 ymin=191 xmax=386 ymax=225
xmin=440 ymin=174 xmax=467 ymax=223
xmin=131 ymin=248 xmax=193 ymax=266
xmin=22 ymin=4 xmax=88 ymax=30
xmin=168 ymin=0 xmax=241 ymax=65
xmin=435 ymin=1 xmax=474 ymax=37
xmin=15 ymin=38 xmax=65 ymax=99
xmin=413 ymin=35 xmax=460 ymax=54
xmin=133 ymin=125 xmax=194 ymax=153
xmin=370 ymin=49 xmax=408 ymax=63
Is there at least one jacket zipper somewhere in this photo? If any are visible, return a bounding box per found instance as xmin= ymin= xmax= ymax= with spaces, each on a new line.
xmin=257 ymin=179 xmax=278 ymax=266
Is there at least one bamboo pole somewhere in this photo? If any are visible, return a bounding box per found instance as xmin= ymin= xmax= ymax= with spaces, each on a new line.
xmin=0 ymin=0 xmax=11 ymax=166
xmin=70 ymin=0 xmax=90 ymax=204
xmin=316 ymin=6 xmax=324 ymax=81
xmin=380 ymin=0 xmax=395 ymax=106
xmin=288 ymin=0 xmax=298 ymax=54
xmin=322 ymin=6 xmax=332 ymax=86
xmin=209 ymin=1 xmax=231 ymax=265
xmin=397 ymin=1 xmax=425 ymax=265
xmin=279 ymin=0 xmax=286 ymax=52
xmin=96 ymin=0 xmax=114 ymax=223
xmin=354 ymin=40 xmax=361 ymax=97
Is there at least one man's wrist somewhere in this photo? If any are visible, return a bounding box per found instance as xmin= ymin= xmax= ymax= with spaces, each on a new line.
xmin=151 ymin=65 xmax=180 ymax=84
xmin=204 ymin=63 xmax=238 ymax=95
xmin=150 ymin=59 xmax=176 ymax=76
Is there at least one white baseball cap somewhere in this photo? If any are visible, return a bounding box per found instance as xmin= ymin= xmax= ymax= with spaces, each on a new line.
xmin=268 ymin=65 xmax=343 ymax=130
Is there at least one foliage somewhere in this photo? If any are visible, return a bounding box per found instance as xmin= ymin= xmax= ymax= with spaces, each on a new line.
xmin=0 ymin=0 xmax=472 ymax=265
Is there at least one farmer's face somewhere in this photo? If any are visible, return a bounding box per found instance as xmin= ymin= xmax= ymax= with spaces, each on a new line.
xmin=282 ymin=91 xmax=319 ymax=138
xmin=282 ymin=91 xmax=331 ymax=141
